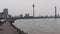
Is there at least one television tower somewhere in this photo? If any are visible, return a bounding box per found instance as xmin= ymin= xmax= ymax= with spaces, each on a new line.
xmin=32 ymin=4 xmax=35 ymax=17
xmin=55 ymin=6 xmax=57 ymax=18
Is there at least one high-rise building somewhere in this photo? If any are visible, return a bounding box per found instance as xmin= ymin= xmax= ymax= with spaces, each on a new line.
xmin=55 ymin=6 xmax=57 ymax=18
xmin=3 ymin=8 xmax=8 ymax=16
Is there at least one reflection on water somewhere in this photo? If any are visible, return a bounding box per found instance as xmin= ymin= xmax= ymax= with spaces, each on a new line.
xmin=13 ymin=18 xmax=60 ymax=34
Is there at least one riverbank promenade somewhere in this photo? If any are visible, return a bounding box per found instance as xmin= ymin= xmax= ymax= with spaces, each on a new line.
xmin=0 ymin=20 xmax=27 ymax=34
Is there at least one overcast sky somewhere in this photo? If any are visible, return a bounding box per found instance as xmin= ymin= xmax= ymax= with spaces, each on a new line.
xmin=0 ymin=0 xmax=60 ymax=16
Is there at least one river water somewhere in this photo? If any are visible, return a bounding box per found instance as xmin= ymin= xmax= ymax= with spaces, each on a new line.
xmin=13 ymin=18 xmax=60 ymax=34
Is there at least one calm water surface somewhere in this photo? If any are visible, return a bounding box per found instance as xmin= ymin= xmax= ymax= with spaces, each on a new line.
xmin=13 ymin=18 xmax=60 ymax=34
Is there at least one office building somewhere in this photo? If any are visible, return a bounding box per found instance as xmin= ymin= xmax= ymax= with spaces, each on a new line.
xmin=55 ymin=6 xmax=57 ymax=18
xmin=3 ymin=8 xmax=8 ymax=17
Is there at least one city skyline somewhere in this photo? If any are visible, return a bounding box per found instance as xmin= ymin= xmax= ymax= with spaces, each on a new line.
xmin=0 ymin=0 xmax=60 ymax=16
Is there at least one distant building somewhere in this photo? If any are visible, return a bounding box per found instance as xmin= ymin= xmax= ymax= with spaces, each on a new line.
xmin=3 ymin=8 xmax=8 ymax=17
xmin=0 ymin=12 xmax=6 ymax=19
xmin=40 ymin=16 xmax=44 ymax=18
xmin=58 ymin=14 xmax=60 ymax=17
xmin=50 ymin=15 xmax=54 ymax=18
xmin=24 ymin=14 xmax=29 ymax=17
xmin=7 ymin=14 xmax=12 ymax=19
xmin=45 ymin=15 xmax=48 ymax=17
xmin=20 ymin=14 xmax=23 ymax=18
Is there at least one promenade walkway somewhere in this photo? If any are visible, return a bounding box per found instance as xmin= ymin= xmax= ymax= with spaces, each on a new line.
xmin=0 ymin=20 xmax=27 ymax=34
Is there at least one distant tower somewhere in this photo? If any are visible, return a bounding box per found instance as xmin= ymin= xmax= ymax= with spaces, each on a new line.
xmin=3 ymin=8 xmax=8 ymax=17
xmin=32 ymin=4 xmax=35 ymax=17
xmin=55 ymin=6 xmax=57 ymax=18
